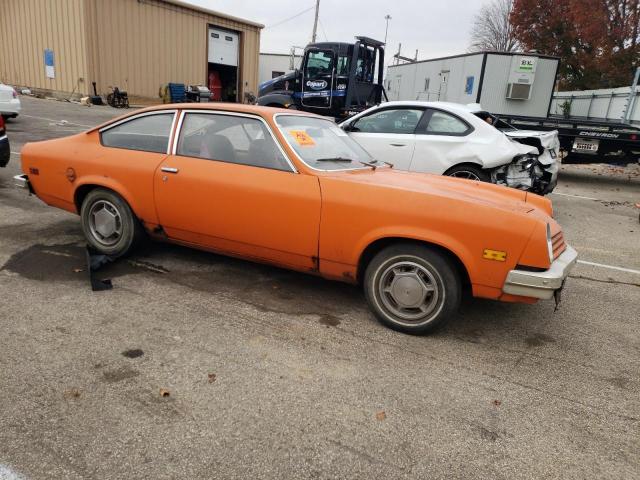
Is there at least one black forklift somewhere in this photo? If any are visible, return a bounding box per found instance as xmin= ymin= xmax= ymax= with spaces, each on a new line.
xmin=257 ymin=36 xmax=387 ymax=119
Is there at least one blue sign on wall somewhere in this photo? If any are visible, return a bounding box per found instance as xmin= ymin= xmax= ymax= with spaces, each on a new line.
xmin=465 ymin=76 xmax=474 ymax=95
xmin=44 ymin=49 xmax=55 ymax=78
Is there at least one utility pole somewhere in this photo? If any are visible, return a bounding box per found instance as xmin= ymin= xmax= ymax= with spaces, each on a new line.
xmin=311 ymin=0 xmax=320 ymax=43
xmin=384 ymin=14 xmax=392 ymax=45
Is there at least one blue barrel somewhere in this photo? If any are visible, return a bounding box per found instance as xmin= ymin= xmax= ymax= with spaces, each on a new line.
xmin=168 ymin=83 xmax=185 ymax=102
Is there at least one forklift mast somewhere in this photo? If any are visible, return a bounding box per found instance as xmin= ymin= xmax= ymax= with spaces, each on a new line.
xmin=257 ymin=36 xmax=387 ymax=119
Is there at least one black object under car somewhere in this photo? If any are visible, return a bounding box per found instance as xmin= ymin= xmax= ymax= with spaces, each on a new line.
xmin=0 ymin=115 xmax=10 ymax=168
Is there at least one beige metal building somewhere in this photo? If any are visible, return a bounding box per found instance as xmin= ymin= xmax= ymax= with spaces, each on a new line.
xmin=0 ymin=0 xmax=263 ymax=102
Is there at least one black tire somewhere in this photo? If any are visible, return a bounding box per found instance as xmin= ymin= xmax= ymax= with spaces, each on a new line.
xmin=364 ymin=243 xmax=461 ymax=335
xmin=80 ymin=188 xmax=143 ymax=257
xmin=445 ymin=164 xmax=490 ymax=182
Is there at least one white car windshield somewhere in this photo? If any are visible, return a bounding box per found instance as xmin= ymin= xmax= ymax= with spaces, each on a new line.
xmin=275 ymin=115 xmax=374 ymax=170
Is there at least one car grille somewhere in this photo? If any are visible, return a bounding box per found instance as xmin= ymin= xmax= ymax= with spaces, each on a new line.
xmin=552 ymin=231 xmax=566 ymax=259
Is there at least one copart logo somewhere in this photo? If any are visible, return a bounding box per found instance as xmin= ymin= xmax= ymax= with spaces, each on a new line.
xmin=306 ymin=80 xmax=328 ymax=90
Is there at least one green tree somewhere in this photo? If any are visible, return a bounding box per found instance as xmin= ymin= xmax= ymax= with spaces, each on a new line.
xmin=511 ymin=0 xmax=640 ymax=89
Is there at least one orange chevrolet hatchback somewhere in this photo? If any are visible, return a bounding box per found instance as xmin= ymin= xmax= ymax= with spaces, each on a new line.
xmin=15 ymin=104 xmax=576 ymax=334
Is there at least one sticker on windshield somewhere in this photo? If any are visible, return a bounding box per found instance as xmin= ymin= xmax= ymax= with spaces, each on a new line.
xmin=289 ymin=130 xmax=316 ymax=147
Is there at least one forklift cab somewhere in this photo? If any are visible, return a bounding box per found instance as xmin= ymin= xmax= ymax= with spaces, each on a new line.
xmin=300 ymin=37 xmax=386 ymax=117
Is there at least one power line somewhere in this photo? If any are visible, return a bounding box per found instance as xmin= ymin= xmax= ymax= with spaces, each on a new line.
xmin=318 ymin=17 xmax=329 ymax=42
xmin=265 ymin=5 xmax=315 ymax=29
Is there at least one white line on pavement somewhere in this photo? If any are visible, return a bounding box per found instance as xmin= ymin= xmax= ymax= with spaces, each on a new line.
xmin=0 ymin=464 xmax=25 ymax=480
xmin=551 ymin=192 xmax=600 ymax=201
xmin=19 ymin=114 xmax=93 ymax=128
xmin=577 ymin=260 xmax=640 ymax=275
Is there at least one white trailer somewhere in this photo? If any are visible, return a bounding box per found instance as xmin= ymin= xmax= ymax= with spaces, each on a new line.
xmin=385 ymin=52 xmax=560 ymax=118
xmin=259 ymin=53 xmax=302 ymax=86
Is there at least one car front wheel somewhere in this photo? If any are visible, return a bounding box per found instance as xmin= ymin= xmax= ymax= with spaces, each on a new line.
xmin=445 ymin=164 xmax=489 ymax=182
xmin=80 ymin=188 xmax=143 ymax=257
xmin=364 ymin=243 xmax=461 ymax=334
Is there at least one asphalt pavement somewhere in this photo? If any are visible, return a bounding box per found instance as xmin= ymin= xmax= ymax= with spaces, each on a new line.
xmin=0 ymin=96 xmax=638 ymax=480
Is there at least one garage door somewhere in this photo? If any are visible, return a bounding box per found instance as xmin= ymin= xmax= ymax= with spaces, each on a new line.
xmin=208 ymin=27 xmax=239 ymax=67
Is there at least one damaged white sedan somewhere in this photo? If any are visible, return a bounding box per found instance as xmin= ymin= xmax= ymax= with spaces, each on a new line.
xmin=339 ymin=101 xmax=559 ymax=194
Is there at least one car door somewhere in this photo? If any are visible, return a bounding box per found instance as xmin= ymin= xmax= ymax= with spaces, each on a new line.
xmin=410 ymin=108 xmax=475 ymax=174
xmin=95 ymin=110 xmax=177 ymax=225
xmin=345 ymin=107 xmax=424 ymax=170
xmin=153 ymin=111 xmax=321 ymax=271
xmin=301 ymin=48 xmax=335 ymax=110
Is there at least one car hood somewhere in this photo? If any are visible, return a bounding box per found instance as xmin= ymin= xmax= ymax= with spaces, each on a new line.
xmin=504 ymin=129 xmax=560 ymax=150
xmin=329 ymin=167 xmax=538 ymax=214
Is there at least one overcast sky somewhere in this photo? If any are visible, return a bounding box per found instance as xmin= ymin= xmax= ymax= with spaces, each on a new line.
xmin=186 ymin=0 xmax=492 ymax=60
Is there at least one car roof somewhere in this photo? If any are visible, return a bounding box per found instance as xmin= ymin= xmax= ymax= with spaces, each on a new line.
xmin=88 ymin=103 xmax=321 ymax=133
xmin=139 ymin=102 xmax=317 ymax=117
xmin=373 ymin=100 xmax=482 ymax=114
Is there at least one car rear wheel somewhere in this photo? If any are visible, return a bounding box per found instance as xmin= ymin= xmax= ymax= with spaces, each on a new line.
xmin=364 ymin=243 xmax=461 ymax=334
xmin=445 ymin=164 xmax=489 ymax=182
xmin=80 ymin=188 xmax=143 ymax=257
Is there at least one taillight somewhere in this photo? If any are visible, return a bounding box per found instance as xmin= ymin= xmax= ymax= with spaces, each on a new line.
xmin=12 ymin=89 xmax=17 ymax=98
xmin=0 ymin=115 xmax=5 ymax=132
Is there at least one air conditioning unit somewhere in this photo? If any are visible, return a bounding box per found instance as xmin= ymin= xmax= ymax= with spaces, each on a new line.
xmin=506 ymin=82 xmax=532 ymax=100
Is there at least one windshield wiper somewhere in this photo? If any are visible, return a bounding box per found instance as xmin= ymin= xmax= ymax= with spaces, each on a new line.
xmin=359 ymin=160 xmax=378 ymax=170
xmin=316 ymin=157 xmax=354 ymax=163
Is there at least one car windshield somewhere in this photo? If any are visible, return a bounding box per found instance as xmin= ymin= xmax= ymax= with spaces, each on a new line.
xmin=275 ymin=115 xmax=374 ymax=170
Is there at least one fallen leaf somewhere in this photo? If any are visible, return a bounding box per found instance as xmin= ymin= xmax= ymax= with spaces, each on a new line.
xmin=64 ymin=388 xmax=81 ymax=399
xmin=159 ymin=388 xmax=170 ymax=397
xmin=208 ymin=373 xmax=216 ymax=383
xmin=375 ymin=411 xmax=386 ymax=421
xmin=493 ymin=399 xmax=501 ymax=407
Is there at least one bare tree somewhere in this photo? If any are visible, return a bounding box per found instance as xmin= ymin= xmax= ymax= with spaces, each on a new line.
xmin=469 ymin=0 xmax=520 ymax=52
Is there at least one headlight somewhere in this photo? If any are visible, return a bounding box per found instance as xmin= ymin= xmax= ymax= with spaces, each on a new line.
xmin=546 ymin=223 xmax=554 ymax=264
xmin=517 ymin=154 xmax=537 ymax=171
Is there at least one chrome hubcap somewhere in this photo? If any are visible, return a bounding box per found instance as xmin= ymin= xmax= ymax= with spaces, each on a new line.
xmin=378 ymin=261 xmax=441 ymax=322
xmin=450 ymin=170 xmax=480 ymax=180
xmin=88 ymin=200 xmax=122 ymax=246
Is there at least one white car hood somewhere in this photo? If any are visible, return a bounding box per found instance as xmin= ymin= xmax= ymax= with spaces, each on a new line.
xmin=505 ymin=129 xmax=560 ymax=150
xmin=459 ymin=129 xmax=538 ymax=169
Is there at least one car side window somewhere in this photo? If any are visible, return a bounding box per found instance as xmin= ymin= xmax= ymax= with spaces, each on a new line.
xmin=352 ymin=108 xmax=423 ymax=134
xmin=101 ymin=113 xmax=175 ymax=153
xmin=176 ymin=113 xmax=291 ymax=172
xmin=423 ymin=110 xmax=471 ymax=135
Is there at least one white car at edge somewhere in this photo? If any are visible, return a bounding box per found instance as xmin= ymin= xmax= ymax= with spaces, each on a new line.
xmin=0 ymin=83 xmax=21 ymax=120
xmin=339 ymin=101 xmax=560 ymax=194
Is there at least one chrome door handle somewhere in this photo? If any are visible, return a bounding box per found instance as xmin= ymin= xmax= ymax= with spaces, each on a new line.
xmin=390 ymin=143 xmax=406 ymax=147
xmin=161 ymin=167 xmax=179 ymax=173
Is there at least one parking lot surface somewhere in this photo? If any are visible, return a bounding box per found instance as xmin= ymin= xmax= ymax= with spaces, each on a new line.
xmin=0 ymin=97 xmax=639 ymax=480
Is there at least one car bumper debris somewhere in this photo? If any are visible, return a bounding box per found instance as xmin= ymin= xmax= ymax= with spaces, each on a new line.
xmin=502 ymin=245 xmax=578 ymax=300
xmin=492 ymin=153 xmax=559 ymax=195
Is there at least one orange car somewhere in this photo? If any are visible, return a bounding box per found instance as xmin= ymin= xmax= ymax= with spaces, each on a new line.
xmin=14 ymin=104 xmax=577 ymax=334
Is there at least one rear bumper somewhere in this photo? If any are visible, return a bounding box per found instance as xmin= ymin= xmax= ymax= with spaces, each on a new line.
xmin=1 ymin=99 xmax=21 ymax=116
xmin=13 ymin=174 xmax=31 ymax=191
xmin=0 ymin=135 xmax=9 ymax=167
xmin=502 ymin=245 xmax=578 ymax=300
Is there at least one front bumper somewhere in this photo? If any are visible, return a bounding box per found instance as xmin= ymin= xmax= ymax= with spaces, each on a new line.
xmin=502 ymin=245 xmax=578 ymax=300
xmin=0 ymin=135 xmax=9 ymax=167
